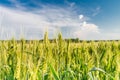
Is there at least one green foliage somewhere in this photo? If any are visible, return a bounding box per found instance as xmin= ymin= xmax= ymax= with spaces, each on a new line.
xmin=49 ymin=63 xmax=60 ymax=80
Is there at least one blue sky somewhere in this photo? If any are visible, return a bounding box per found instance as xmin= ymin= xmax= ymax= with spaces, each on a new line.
xmin=0 ymin=0 xmax=120 ymax=40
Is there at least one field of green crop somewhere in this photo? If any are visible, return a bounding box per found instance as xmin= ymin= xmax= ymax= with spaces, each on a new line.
xmin=0 ymin=33 xmax=120 ymax=80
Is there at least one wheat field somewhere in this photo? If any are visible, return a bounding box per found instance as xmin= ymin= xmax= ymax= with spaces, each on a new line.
xmin=0 ymin=33 xmax=120 ymax=80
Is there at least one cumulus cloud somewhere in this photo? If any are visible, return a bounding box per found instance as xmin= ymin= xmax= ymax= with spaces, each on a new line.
xmin=0 ymin=5 xmax=100 ymax=40
xmin=79 ymin=15 xmax=84 ymax=20
xmin=72 ymin=21 xmax=100 ymax=39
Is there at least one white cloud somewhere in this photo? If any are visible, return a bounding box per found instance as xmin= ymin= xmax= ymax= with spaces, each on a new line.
xmin=92 ymin=6 xmax=101 ymax=16
xmin=79 ymin=15 xmax=84 ymax=20
xmin=8 ymin=0 xmax=26 ymax=10
xmin=0 ymin=5 xmax=100 ymax=40
xmin=82 ymin=21 xmax=99 ymax=33
xmin=64 ymin=0 xmax=75 ymax=7
xmin=73 ymin=22 xmax=100 ymax=39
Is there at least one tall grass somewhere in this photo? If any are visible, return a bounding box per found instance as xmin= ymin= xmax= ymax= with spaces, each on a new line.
xmin=0 ymin=33 xmax=120 ymax=80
